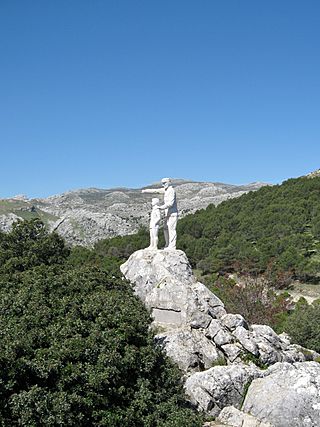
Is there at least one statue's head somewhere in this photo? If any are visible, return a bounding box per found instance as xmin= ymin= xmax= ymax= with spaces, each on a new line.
xmin=152 ymin=197 xmax=160 ymax=206
xmin=161 ymin=177 xmax=171 ymax=189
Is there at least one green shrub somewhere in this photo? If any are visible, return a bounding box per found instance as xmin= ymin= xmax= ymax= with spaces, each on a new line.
xmin=0 ymin=219 xmax=69 ymax=274
xmin=0 ymin=220 xmax=202 ymax=426
xmin=282 ymin=298 xmax=320 ymax=353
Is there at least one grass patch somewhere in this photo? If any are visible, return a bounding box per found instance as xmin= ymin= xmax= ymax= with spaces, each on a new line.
xmin=240 ymin=351 xmax=268 ymax=370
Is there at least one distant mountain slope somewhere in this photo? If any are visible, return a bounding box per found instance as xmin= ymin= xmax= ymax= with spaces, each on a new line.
xmin=0 ymin=179 xmax=267 ymax=246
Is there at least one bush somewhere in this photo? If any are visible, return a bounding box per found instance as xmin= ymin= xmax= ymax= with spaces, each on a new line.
xmin=0 ymin=219 xmax=69 ymax=274
xmin=0 ymin=220 xmax=202 ymax=426
xmin=282 ymin=298 xmax=320 ymax=353
xmin=204 ymin=274 xmax=290 ymax=327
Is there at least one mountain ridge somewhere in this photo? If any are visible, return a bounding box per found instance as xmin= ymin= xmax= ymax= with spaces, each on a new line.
xmin=0 ymin=179 xmax=269 ymax=246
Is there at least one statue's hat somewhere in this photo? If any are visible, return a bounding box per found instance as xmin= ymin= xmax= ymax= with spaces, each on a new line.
xmin=161 ymin=177 xmax=171 ymax=184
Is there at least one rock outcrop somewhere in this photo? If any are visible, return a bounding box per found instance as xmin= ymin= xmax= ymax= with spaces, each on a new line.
xmin=0 ymin=213 xmax=20 ymax=232
xmin=185 ymin=363 xmax=261 ymax=417
xmin=120 ymin=249 xmax=320 ymax=426
xmin=242 ymin=361 xmax=320 ymax=427
xmin=216 ymin=406 xmax=273 ymax=426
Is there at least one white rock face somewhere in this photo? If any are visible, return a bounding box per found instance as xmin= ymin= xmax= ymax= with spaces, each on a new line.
xmin=0 ymin=213 xmax=20 ymax=232
xmin=156 ymin=328 xmax=224 ymax=371
xmin=243 ymin=362 xmax=320 ymax=427
xmin=217 ymin=406 xmax=274 ymax=427
xmin=120 ymin=249 xmax=226 ymax=331
xmin=185 ymin=364 xmax=261 ymax=417
xmin=120 ymin=249 xmax=320 ymax=422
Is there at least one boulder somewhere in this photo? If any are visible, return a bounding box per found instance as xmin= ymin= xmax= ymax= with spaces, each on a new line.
xmin=243 ymin=361 xmax=320 ymax=427
xmin=214 ymin=329 xmax=234 ymax=347
xmin=217 ymin=406 xmax=274 ymax=427
xmin=221 ymin=343 xmax=242 ymax=362
xmin=221 ymin=314 xmax=248 ymax=331
xmin=155 ymin=328 xmax=225 ymax=372
xmin=120 ymin=249 xmax=225 ymax=328
xmin=121 ymin=249 xmax=229 ymax=371
xmin=205 ymin=319 xmax=223 ymax=340
xmin=233 ymin=326 xmax=259 ymax=357
xmin=185 ymin=364 xmax=261 ymax=417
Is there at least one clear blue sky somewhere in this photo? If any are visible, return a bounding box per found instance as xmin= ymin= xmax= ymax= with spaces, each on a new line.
xmin=1 ymin=0 xmax=319 ymax=198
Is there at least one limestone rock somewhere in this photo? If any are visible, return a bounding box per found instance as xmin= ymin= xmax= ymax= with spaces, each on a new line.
xmin=243 ymin=361 xmax=320 ymax=427
xmin=233 ymin=326 xmax=259 ymax=357
xmin=217 ymin=406 xmax=274 ymax=427
xmin=251 ymin=325 xmax=283 ymax=350
xmin=0 ymin=213 xmax=20 ymax=232
xmin=221 ymin=314 xmax=248 ymax=331
xmin=120 ymin=248 xmax=320 ymax=421
xmin=190 ymin=312 xmax=212 ymax=329
xmin=155 ymin=328 xmax=225 ymax=371
xmin=221 ymin=344 xmax=243 ymax=362
xmin=249 ymin=324 xmax=318 ymax=366
xmin=205 ymin=319 xmax=223 ymax=340
xmin=250 ymin=325 xmax=286 ymax=365
xmin=120 ymin=249 xmax=225 ymax=329
xmin=185 ymin=364 xmax=261 ymax=417
xmin=121 ymin=249 xmax=319 ymax=375
xmin=121 ymin=249 xmax=227 ymax=372
xmin=214 ymin=329 xmax=234 ymax=347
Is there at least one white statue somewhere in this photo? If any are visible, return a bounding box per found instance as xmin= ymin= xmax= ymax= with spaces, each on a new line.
xmin=148 ymin=198 xmax=161 ymax=249
xmin=142 ymin=177 xmax=178 ymax=250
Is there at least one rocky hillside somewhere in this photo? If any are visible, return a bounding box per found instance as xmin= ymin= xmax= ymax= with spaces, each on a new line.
xmin=0 ymin=179 xmax=266 ymax=246
xmin=121 ymin=249 xmax=320 ymax=426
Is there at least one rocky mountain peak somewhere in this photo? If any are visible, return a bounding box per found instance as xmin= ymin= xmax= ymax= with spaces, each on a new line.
xmin=306 ymin=169 xmax=320 ymax=178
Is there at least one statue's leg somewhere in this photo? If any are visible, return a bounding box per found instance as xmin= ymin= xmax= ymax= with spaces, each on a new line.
xmin=167 ymin=214 xmax=178 ymax=249
xmin=153 ymin=225 xmax=159 ymax=249
xmin=163 ymin=218 xmax=169 ymax=248
xmin=148 ymin=228 xmax=154 ymax=249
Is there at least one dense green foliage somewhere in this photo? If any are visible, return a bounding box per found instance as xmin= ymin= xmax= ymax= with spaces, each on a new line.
xmin=177 ymin=177 xmax=320 ymax=282
xmin=0 ymin=220 xmax=202 ymax=426
xmin=0 ymin=219 xmax=69 ymax=274
xmin=94 ymin=228 xmax=151 ymax=261
xmin=282 ymin=298 xmax=320 ymax=353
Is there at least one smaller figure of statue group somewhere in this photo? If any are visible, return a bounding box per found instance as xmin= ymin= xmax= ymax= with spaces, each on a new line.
xmin=142 ymin=177 xmax=178 ymax=250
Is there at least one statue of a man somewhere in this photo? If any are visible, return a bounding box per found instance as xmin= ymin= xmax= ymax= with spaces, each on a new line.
xmin=142 ymin=177 xmax=178 ymax=250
